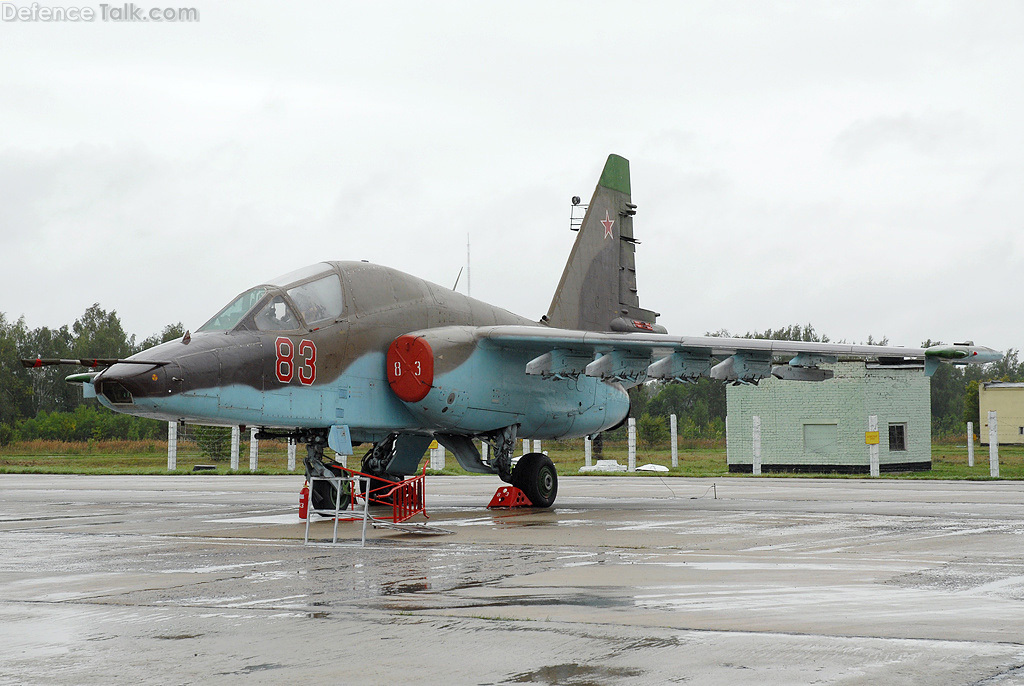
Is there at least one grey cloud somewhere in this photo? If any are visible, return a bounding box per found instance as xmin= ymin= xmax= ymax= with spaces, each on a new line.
xmin=833 ymin=112 xmax=974 ymax=163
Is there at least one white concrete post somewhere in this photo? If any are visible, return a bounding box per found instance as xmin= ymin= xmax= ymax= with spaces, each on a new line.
xmin=249 ymin=427 xmax=259 ymax=472
xmin=287 ymin=438 xmax=296 ymax=471
xmin=523 ymin=438 xmax=529 ymax=455
xmin=230 ymin=426 xmax=240 ymax=470
xmin=627 ymin=417 xmax=637 ymax=471
xmin=989 ymin=411 xmax=999 ymax=478
xmin=533 ymin=439 xmax=541 ymax=454
xmin=967 ymin=422 xmax=975 ymax=467
xmin=584 ymin=437 xmax=592 ymax=467
xmin=868 ymin=414 xmax=879 ymax=478
xmin=167 ymin=421 xmax=177 ymax=471
xmin=480 ymin=441 xmax=487 ymax=464
xmin=752 ymin=415 xmax=761 ymax=476
xmin=670 ymin=413 xmax=678 ymax=468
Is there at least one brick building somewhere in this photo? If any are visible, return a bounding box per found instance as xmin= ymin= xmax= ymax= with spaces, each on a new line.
xmin=726 ymin=360 xmax=930 ymax=473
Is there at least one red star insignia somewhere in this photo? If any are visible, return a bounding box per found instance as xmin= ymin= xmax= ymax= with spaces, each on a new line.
xmin=601 ymin=210 xmax=615 ymax=238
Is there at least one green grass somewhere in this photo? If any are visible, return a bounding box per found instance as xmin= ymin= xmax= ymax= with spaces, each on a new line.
xmin=1 ymin=438 xmax=1022 ymax=479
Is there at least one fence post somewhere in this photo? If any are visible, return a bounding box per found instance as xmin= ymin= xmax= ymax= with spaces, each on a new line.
xmin=249 ymin=427 xmax=259 ymax=472
xmin=230 ymin=426 xmax=240 ymax=470
xmin=868 ymin=415 xmax=879 ymax=477
xmin=989 ymin=411 xmax=999 ymax=478
xmin=533 ymin=439 xmax=541 ymax=454
xmin=585 ymin=436 xmax=592 ymax=467
xmin=627 ymin=417 xmax=636 ymax=471
xmin=670 ymin=413 xmax=678 ymax=468
xmin=431 ymin=444 xmax=446 ymax=470
xmin=523 ymin=438 xmax=529 ymax=455
xmin=167 ymin=421 xmax=177 ymax=471
xmin=752 ymin=415 xmax=761 ymax=476
xmin=967 ymin=421 xmax=974 ymax=467
xmin=287 ymin=438 xmax=296 ymax=471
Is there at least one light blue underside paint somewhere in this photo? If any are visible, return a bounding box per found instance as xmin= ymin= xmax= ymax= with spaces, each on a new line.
xmin=405 ymin=344 xmax=629 ymax=439
xmin=328 ymin=425 xmax=353 ymax=455
xmin=99 ymin=353 xmax=418 ymax=440
xmin=99 ymin=348 xmax=629 ymax=441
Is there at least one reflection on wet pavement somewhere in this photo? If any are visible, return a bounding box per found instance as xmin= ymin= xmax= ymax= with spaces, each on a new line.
xmin=3 ymin=475 xmax=1024 ymax=684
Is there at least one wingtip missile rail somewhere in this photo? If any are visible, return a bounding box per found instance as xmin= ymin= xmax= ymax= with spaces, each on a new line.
xmin=923 ymin=343 xmax=1002 ymax=364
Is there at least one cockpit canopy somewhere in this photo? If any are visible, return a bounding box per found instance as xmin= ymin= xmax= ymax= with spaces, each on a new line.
xmin=198 ymin=263 xmax=344 ymax=333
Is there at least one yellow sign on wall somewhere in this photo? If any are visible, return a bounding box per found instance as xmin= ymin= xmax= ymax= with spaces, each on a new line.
xmin=865 ymin=431 xmax=880 ymax=445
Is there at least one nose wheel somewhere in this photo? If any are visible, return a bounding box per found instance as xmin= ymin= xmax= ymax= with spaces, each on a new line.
xmin=511 ymin=453 xmax=558 ymax=508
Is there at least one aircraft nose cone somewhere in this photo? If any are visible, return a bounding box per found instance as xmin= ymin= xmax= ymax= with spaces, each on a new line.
xmin=976 ymin=347 xmax=1003 ymax=364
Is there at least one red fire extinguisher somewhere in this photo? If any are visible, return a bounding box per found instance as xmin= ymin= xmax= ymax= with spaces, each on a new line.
xmin=299 ymin=482 xmax=309 ymax=519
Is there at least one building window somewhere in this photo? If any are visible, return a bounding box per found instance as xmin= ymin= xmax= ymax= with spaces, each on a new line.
xmin=888 ymin=423 xmax=907 ymax=452
xmin=803 ymin=423 xmax=838 ymax=455
xmin=1019 ymin=427 xmax=1023 ymax=436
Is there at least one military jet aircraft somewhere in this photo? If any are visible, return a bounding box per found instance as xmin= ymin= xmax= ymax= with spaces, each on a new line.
xmin=23 ymin=155 xmax=1000 ymax=508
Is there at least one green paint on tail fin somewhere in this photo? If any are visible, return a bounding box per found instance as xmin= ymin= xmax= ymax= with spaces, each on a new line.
xmin=598 ymin=154 xmax=631 ymax=195
xmin=545 ymin=154 xmax=659 ymax=332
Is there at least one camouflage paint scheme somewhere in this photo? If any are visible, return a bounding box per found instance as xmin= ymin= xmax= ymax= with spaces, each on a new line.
xmin=46 ymin=154 xmax=998 ymax=500
xmin=93 ymin=261 xmax=630 ymax=444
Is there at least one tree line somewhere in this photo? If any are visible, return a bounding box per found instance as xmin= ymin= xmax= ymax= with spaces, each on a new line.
xmin=0 ymin=305 xmax=182 ymax=444
xmin=1 ymin=312 xmax=1020 ymax=446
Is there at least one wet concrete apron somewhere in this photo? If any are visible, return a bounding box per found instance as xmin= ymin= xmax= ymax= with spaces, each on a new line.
xmin=1 ymin=475 xmax=1023 ymax=684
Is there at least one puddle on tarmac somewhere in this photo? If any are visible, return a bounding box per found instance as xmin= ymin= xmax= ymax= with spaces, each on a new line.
xmin=217 ymin=663 xmax=285 ymax=676
xmin=503 ymin=663 xmax=643 ymax=684
xmin=379 ymin=580 xmax=431 ymax=595
xmin=465 ymin=593 xmax=633 ymax=610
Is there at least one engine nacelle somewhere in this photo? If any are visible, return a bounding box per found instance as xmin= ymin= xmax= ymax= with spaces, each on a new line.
xmin=386 ymin=328 xmax=500 ymax=431
xmin=385 ymin=328 xmax=629 ymax=437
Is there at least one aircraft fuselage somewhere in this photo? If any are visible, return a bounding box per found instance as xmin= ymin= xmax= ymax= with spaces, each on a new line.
xmin=92 ymin=261 xmax=630 ymax=445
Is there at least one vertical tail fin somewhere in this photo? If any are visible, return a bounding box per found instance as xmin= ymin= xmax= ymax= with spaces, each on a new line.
xmin=543 ymin=154 xmax=663 ymax=333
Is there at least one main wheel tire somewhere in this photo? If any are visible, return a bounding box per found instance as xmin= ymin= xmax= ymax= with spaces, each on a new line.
xmin=512 ymin=453 xmax=558 ymax=508
xmin=310 ymin=473 xmax=351 ymax=513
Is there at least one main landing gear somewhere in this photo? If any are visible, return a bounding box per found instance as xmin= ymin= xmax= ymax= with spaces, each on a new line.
xmin=301 ymin=426 xmax=560 ymax=511
xmin=511 ymin=453 xmax=558 ymax=508
xmin=482 ymin=426 xmax=558 ymax=508
xmin=358 ymin=435 xmax=403 ymax=503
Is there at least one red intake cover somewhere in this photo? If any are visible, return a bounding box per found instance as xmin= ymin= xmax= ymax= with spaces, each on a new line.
xmin=386 ymin=335 xmax=434 ymax=402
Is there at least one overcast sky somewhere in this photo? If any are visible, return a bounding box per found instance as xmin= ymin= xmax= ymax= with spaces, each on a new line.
xmin=2 ymin=2 xmax=1022 ymax=353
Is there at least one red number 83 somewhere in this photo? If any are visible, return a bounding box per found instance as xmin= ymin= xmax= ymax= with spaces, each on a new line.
xmin=275 ymin=337 xmax=317 ymax=385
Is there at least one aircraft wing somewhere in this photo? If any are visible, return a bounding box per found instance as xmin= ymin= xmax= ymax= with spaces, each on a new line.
xmin=473 ymin=325 xmax=1000 ymax=383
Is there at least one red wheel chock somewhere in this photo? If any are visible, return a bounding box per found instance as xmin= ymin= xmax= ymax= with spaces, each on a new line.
xmin=487 ymin=486 xmax=532 ymax=509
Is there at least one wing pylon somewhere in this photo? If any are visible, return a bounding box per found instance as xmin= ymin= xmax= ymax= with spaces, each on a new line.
xmin=475 ymin=325 xmax=1001 ymax=385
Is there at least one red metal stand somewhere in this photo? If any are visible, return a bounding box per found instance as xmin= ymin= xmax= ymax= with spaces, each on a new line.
xmin=487 ymin=486 xmax=532 ymax=509
xmin=317 ymin=465 xmax=429 ymax=524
